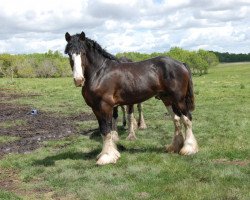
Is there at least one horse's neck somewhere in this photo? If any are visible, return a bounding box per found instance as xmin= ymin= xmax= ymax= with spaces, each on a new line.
xmin=85 ymin=52 xmax=109 ymax=77
xmin=88 ymin=51 xmax=116 ymax=71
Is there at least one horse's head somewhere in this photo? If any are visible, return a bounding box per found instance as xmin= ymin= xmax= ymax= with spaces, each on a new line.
xmin=65 ymin=31 xmax=87 ymax=87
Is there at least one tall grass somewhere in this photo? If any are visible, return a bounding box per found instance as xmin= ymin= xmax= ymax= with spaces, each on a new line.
xmin=0 ymin=63 xmax=249 ymax=200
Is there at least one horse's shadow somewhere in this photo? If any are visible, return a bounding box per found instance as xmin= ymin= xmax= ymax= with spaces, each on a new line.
xmin=33 ymin=144 xmax=164 ymax=167
xmin=33 ymin=129 xmax=164 ymax=167
xmin=32 ymin=149 xmax=100 ymax=166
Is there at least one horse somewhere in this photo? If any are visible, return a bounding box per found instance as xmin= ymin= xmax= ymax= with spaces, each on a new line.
xmin=65 ymin=31 xmax=198 ymax=165
xmin=112 ymin=57 xmax=147 ymax=141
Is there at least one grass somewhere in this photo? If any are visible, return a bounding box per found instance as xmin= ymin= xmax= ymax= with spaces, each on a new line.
xmin=0 ymin=119 xmax=26 ymax=129
xmin=0 ymin=62 xmax=250 ymax=199
xmin=0 ymin=78 xmax=91 ymax=115
xmin=0 ymin=189 xmax=22 ymax=200
xmin=0 ymin=136 xmax=20 ymax=144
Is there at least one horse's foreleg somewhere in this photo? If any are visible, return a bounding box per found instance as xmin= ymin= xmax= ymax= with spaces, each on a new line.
xmin=137 ymin=103 xmax=147 ymax=129
xmin=126 ymin=105 xmax=137 ymax=140
xmin=93 ymin=105 xmax=120 ymax=165
xmin=96 ymin=131 xmax=120 ymax=165
xmin=165 ymin=106 xmax=184 ymax=153
xmin=179 ymin=115 xmax=198 ymax=155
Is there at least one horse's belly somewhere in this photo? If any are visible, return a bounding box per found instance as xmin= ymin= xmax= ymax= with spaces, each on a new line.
xmin=118 ymin=89 xmax=156 ymax=105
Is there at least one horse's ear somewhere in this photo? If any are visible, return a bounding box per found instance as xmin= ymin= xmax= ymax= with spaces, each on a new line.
xmin=80 ymin=32 xmax=85 ymax=41
xmin=65 ymin=32 xmax=71 ymax=42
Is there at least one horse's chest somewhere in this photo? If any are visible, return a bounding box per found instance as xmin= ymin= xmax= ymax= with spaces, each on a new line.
xmin=82 ymin=87 xmax=101 ymax=107
xmin=82 ymin=88 xmax=93 ymax=106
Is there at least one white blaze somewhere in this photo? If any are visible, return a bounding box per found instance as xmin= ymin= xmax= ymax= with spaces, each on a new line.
xmin=72 ymin=53 xmax=83 ymax=80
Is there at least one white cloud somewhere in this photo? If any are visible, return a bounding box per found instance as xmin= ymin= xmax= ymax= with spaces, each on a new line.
xmin=0 ymin=0 xmax=249 ymax=54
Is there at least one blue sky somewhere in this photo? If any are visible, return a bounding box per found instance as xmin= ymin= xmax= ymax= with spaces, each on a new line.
xmin=0 ymin=0 xmax=249 ymax=54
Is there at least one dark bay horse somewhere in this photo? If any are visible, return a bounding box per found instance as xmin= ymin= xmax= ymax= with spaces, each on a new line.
xmin=65 ymin=31 xmax=198 ymax=165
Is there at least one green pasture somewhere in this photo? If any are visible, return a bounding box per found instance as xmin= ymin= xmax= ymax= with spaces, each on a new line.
xmin=0 ymin=63 xmax=249 ymax=199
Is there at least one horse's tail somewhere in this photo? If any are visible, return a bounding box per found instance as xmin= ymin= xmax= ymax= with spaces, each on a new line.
xmin=183 ymin=63 xmax=195 ymax=111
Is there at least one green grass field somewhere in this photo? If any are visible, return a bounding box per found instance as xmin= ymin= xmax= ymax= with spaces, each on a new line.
xmin=0 ymin=63 xmax=249 ymax=200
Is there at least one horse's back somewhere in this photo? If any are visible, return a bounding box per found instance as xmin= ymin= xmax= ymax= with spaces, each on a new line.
xmin=121 ymin=56 xmax=187 ymax=72
xmin=114 ymin=56 xmax=189 ymax=85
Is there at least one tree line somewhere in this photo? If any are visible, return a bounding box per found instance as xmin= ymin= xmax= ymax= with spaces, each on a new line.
xmin=3 ymin=47 xmax=246 ymax=78
xmin=211 ymin=51 xmax=250 ymax=62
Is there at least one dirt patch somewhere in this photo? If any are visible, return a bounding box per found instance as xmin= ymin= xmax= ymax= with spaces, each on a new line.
xmin=0 ymin=168 xmax=21 ymax=192
xmin=0 ymin=91 xmax=96 ymax=156
xmin=0 ymin=167 xmax=56 ymax=199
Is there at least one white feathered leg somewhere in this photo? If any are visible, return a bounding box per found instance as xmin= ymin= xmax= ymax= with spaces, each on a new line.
xmin=179 ymin=116 xmax=198 ymax=155
xmin=126 ymin=113 xmax=137 ymax=140
xmin=137 ymin=104 xmax=147 ymax=129
xmin=166 ymin=113 xmax=184 ymax=153
xmin=96 ymin=131 xmax=120 ymax=165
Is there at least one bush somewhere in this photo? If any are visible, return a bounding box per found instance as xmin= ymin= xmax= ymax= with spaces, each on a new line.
xmin=0 ymin=51 xmax=70 ymax=78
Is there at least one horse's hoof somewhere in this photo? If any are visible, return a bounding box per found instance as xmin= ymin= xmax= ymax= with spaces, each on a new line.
xmin=96 ymin=154 xmax=118 ymax=165
xmin=166 ymin=144 xmax=174 ymax=153
xmin=166 ymin=144 xmax=179 ymax=153
xmin=96 ymin=151 xmax=120 ymax=165
xmin=179 ymin=143 xmax=198 ymax=155
xmin=126 ymin=134 xmax=137 ymax=141
xmin=138 ymin=124 xmax=147 ymax=130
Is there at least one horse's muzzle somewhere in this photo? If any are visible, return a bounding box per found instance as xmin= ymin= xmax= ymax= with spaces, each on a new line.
xmin=74 ymin=78 xmax=84 ymax=87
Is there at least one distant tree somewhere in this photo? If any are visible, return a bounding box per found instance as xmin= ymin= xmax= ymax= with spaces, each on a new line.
xmin=167 ymin=47 xmax=190 ymax=62
xmin=197 ymin=49 xmax=219 ymax=73
xmin=211 ymin=51 xmax=250 ymax=62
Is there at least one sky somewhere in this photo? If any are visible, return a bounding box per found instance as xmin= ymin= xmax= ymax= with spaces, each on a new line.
xmin=0 ymin=0 xmax=250 ymax=55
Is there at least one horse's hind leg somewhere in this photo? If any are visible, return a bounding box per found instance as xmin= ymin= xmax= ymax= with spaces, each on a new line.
xmin=112 ymin=106 xmax=118 ymax=131
xmin=137 ymin=103 xmax=147 ymax=129
xmin=126 ymin=105 xmax=137 ymax=140
xmin=112 ymin=106 xmax=119 ymax=142
xmin=165 ymin=106 xmax=184 ymax=153
xmin=179 ymin=114 xmax=198 ymax=155
xmin=120 ymin=105 xmax=127 ymax=128
xmin=172 ymin=102 xmax=198 ymax=155
xmin=131 ymin=106 xmax=138 ymax=131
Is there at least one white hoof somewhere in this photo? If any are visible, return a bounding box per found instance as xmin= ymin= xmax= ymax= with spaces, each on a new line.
xmin=138 ymin=123 xmax=147 ymax=130
xmin=96 ymin=150 xmax=120 ymax=165
xmin=96 ymin=132 xmax=121 ymax=165
xmin=126 ymin=133 xmax=137 ymax=141
xmin=179 ymin=142 xmax=198 ymax=155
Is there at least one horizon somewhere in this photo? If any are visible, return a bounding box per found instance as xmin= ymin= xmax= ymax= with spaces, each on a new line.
xmin=1 ymin=49 xmax=250 ymax=56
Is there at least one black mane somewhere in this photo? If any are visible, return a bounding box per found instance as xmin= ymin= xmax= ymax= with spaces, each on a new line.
xmin=65 ymin=34 xmax=117 ymax=61
xmin=86 ymin=37 xmax=117 ymax=61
